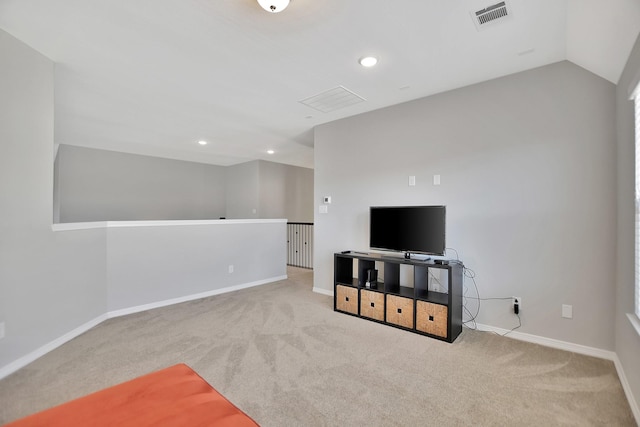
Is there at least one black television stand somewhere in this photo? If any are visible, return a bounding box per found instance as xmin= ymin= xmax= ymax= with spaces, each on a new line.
xmin=334 ymin=251 xmax=463 ymax=343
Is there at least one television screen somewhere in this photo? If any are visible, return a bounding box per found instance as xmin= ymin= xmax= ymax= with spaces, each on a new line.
xmin=369 ymin=205 xmax=446 ymax=256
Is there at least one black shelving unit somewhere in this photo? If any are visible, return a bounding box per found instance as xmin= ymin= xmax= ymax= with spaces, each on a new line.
xmin=333 ymin=252 xmax=463 ymax=343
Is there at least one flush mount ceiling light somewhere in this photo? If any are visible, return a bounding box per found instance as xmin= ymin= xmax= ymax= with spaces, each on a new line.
xmin=359 ymin=56 xmax=378 ymax=67
xmin=198 ymin=140 xmax=208 ymax=146
xmin=257 ymin=0 xmax=289 ymax=13
xmin=267 ymin=150 xmax=275 ymax=154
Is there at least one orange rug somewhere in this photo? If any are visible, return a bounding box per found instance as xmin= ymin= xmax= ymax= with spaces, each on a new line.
xmin=4 ymin=363 xmax=259 ymax=427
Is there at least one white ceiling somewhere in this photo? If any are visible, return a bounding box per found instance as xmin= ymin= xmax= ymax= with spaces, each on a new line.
xmin=1 ymin=0 xmax=639 ymax=169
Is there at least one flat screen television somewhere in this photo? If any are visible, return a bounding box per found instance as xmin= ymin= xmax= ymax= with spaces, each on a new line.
xmin=369 ymin=205 xmax=446 ymax=257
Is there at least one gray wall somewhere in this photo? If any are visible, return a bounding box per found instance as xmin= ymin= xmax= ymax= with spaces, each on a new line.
xmin=106 ymin=221 xmax=286 ymax=311
xmin=616 ymin=33 xmax=640 ymax=416
xmin=226 ymin=161 xmax=260 ymax=219
xmin=258 ymin=160 xmax=314 ymax=223
xmin=0 ymin=30 xmax=107 ymax=368
xmin=224 ymin=159 xmax=314 ymax=221
xmin=314 ymin=61 xmax=617 ymax=351
xmin=55 ymin=149 xmax=314 ymax=223
xmin=56 ymin=145 xmax=227 ymax=222
xmin=0 ymin=27 xmax=289 ymax=373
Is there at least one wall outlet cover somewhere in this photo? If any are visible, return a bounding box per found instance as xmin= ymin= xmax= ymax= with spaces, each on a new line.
xmin=562 ymin=304 xmax=573 ymax=319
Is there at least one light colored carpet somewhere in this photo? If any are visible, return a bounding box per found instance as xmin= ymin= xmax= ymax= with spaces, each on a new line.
xmin=0 ymin=267 xmax=635 ymax=426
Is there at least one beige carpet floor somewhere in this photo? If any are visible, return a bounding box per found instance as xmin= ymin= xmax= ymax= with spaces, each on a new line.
xmin=0 ymin=267 xmax=635 ymax=426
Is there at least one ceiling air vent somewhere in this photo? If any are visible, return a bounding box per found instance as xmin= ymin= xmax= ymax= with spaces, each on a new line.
xmin=471 ymin=1 xmax=512 ymax=31
xmin=299 ymin=86 xmax=366 ymax=113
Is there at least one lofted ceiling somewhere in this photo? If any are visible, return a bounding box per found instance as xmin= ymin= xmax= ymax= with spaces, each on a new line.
xmin=1 ymin=0 xmax=639 ymax=169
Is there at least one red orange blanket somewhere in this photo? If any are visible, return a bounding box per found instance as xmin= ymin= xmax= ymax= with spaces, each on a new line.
xmin=4 ymin=363 xmax=259 ymax=427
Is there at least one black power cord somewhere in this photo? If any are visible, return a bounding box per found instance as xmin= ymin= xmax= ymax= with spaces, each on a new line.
xmin=446 ymin=247 xmax=521 ymax=336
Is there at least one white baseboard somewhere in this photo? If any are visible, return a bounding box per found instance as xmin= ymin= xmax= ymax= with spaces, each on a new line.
xmin=2 ymin=285 xmax=637 ymax=425
xmin=107 ymin=275 xmax=287 ymax=318
xmin=0 ymin=314 xmax=107 ymax=381
xmin=612 ymin=354 xmax=640 ymax=425
xmin=312 ymin=287 xmax=333 ymax=297
xmin=475 ymin=322 xmax=639 ymax=425
xmin=474 ymin=322 xmax=617 ymax=360
xmin=317 ymin=288 xmax=638 ymax=420
xmin=0 ymin=275 xmax=286 ymax=381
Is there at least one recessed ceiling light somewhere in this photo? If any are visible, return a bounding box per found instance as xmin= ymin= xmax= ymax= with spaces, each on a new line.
xmin=198 ymin=140 xmax=207 ymax=146
xmin=267 ymin=150 xmax=275 ymax=154
xmin=359 ymin=56 xmax=378 ymax=67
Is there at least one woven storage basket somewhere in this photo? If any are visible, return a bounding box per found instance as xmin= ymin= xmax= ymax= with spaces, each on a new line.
xmin=360 ymin=289 xmax=385 ymax=321
xmin=386 ymin=295 xmax=414 ymax=329
xmin=336 ymin=285 xmax=358 ymax=315
xmin=416 ymin=301 xmax=448 ymax=338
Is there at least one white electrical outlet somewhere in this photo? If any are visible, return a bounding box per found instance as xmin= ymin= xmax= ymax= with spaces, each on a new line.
xmin=562 ymin=304 xmax=573 ymax=319
xmin=513 ymin=296 xmax=521 ymax=313
xmin=228 ymin=265 xmax=234 ymax=274
xmin=0 ymin=322 xmax=5 ymax=340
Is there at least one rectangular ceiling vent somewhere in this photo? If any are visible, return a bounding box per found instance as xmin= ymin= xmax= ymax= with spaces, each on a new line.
xmin=471 ymin=1 xmax=512 ymax=31
xmin=299 ymin=86 xmax=366 ymax=113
